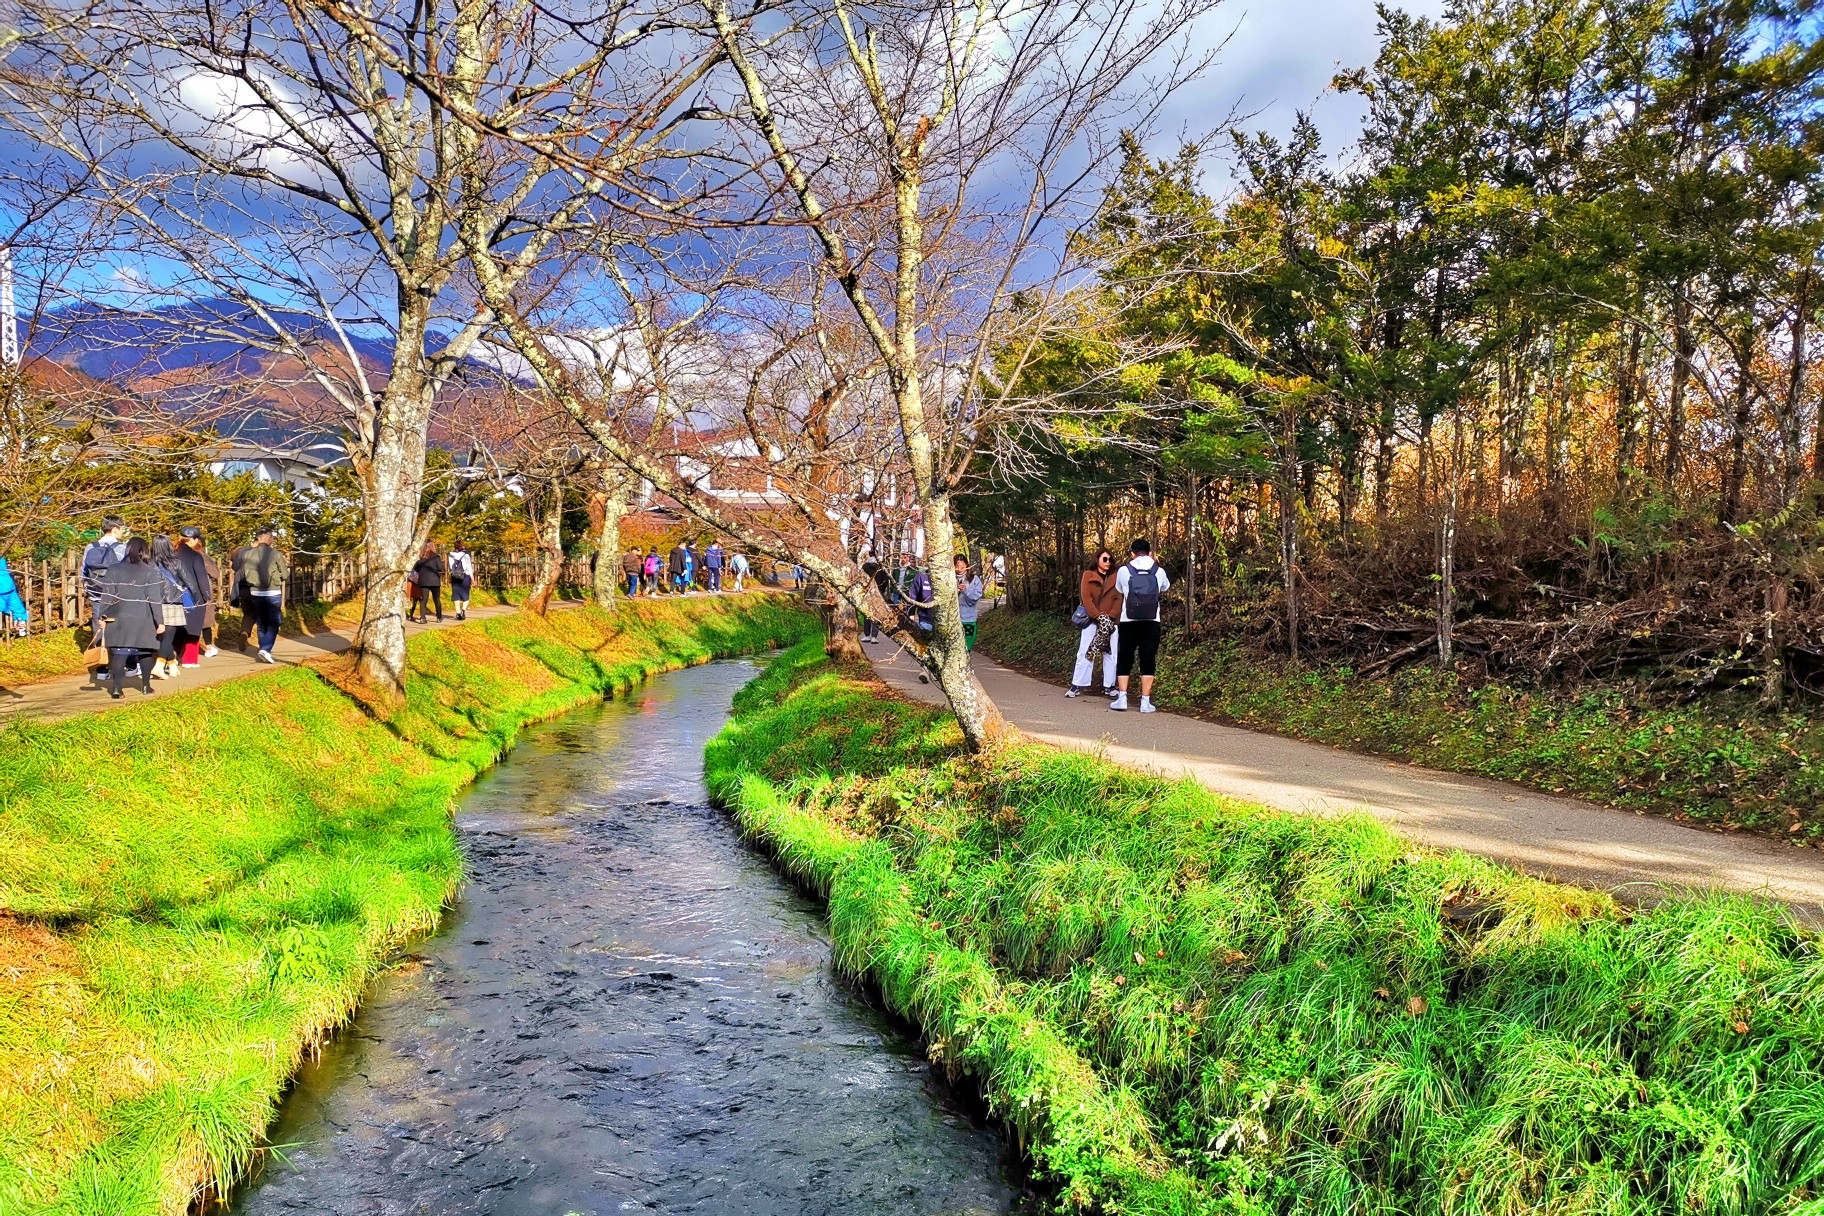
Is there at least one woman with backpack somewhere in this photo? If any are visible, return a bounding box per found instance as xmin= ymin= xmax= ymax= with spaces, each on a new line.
xmin=1068 ymin=549 xmax=1121 ymax=698
xmin=447 ymin=541 xmax=475 ymax=620
xmin=148 ymin=535 xmax=190 ymax=680
xmin=1111 ymin=539 xmax=1170 ymax=713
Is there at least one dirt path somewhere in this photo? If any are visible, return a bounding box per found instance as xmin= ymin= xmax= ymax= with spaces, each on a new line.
xmin=0 ymin=602 xmax=548 ymax=726
xmin=868 ymin=643 xmax=1824 ymax=923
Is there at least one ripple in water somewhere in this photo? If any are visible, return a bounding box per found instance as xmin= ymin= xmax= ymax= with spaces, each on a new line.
xmin=231 ymin=659 xmax=1016 ymax=1216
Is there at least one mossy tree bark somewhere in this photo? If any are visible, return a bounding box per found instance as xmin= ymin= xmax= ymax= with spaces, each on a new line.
xmin=589 ymin=467 xmax=630 ymax=610
xmin=527 ymin=477 xmax=564 ymax=617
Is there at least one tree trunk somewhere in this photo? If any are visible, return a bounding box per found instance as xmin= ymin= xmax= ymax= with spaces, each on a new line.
xmin=1761 ymin=578 xmax=1788 ymax=710
xmin=1615 ymin=319 xmax=1644 ymax=495
xmin=822 ymin=600 xmax=863 ymax=660
xmin=1279 ymin=398 xmax=1300 ymax=663
xmin=1721 ymin=326 xmax=1756 ymax=525
xmin=1438 ymin=413 xmax=1464 ymax=667
xmin=352 ymin=384 xmax=432 ymax=700
xmin=1665 ymin=285 xmax=1694 ymax=486
xmin=920 ymin=490 xmax=1006 ymax=750
xmin=528 ymin=478 xmax=564 ymax=616
xmin=589 ymin=469 xmax=629 ymax=609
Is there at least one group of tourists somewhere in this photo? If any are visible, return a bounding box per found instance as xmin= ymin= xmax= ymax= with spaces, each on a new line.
xmin=620 ymin=540 xmax=751 ymax=597
xmin=857 ymin=551 xmax=986 ymax=664
xmin=80 ymin=516 xmax=291 ymax=697
xmin=407 ymin=540 xmax=474 ymax=623
xmin=1072 ymin=539 xmax=1170 ymax=713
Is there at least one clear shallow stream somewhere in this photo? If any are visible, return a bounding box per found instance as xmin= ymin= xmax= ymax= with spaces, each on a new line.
xmin=230 ymin=658 xmax=1016 ymax=1216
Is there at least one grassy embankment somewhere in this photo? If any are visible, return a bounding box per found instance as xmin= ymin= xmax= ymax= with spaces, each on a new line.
xmin=0 ymin=593 xmax=816 ymax=1216
xmin=708 ymin=642 xmax=1824 ymax=1215
xmin=978 ymin=610 xmax=1824 ymax=844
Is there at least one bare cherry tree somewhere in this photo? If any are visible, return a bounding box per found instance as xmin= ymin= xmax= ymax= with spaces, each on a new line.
xmin=683 ymin=0 xmax=1222 ymax=746
xmin=0 ymin=0 xmax=712 ymax=696
xmin=443 ymin=0 xmax=1216 ymax=748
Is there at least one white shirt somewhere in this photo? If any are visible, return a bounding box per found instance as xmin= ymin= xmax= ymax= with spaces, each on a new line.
xmin=1114 ymin=555 xmax=1170 ymax=623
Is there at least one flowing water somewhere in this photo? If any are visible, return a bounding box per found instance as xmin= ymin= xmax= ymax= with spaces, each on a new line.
xmin=231 ymin=659 xmax=1016 ymax=1216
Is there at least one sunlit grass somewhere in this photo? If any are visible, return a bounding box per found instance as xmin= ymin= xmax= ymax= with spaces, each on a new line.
xmin=0 ymin=594 xmax=817 ymax=1215
xmin=708 ymin=646 xmax=1824 ymax=1215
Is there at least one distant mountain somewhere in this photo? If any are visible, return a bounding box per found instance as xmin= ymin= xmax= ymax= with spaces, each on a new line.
xmin=29 ymin=298 xmax=396 ymax=382
xmin=27 ymin=299 xmax=506 ymax=448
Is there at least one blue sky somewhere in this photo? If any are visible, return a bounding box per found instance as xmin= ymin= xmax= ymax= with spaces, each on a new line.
xmin=1175 ymin=0 xmax=1448 ymax=192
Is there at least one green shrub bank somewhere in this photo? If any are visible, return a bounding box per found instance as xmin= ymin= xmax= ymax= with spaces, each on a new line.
xmin=978 ymin=610 xmax=1824 ymax=843
xmin=0 ymin=594 xmax=816 ymax=1216
xmin=708 ymin=646 xmax=1824 ymax=1215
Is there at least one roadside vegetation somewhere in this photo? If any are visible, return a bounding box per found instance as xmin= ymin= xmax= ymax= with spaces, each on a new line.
xmin=709 ymin=644 xmax=1824 ymax=1215
xmin=0 ymin=594 xmax=816 ymax=1216
xmin=978 ymin=610 xmax=1824 ymax=845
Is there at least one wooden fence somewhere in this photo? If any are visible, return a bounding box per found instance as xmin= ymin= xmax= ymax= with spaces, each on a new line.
xmin=0 ymin=549 xmax=589 ymax=640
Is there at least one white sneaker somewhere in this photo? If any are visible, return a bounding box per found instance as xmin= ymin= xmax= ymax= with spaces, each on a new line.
xmin=1109 ymin=694 xmax=1128 ymax=711
xmin=151 ymin=662 xmax=171 ymax=680
xmin=1064 ymin=686 xmax=1082 ymax=698
xmin=1139 ymin=697 xmax=1157 ymax=713
xmin=1103 ymin=687 xmax=1119 ymax=698
xmin=256 ymin=649 xmax=274 ymax=664
xmin=203 ymin=646 xmax=218 ymax=658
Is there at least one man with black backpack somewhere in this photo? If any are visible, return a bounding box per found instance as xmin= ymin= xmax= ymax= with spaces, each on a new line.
xmin=1112 ymin=538 xmax=1170 ymax=713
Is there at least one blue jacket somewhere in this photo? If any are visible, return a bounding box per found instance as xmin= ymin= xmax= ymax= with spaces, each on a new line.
xmin=705 ymin=544 xmax=724 ymax=570
xmin=0 ymin=557 xmax=26 ymax=623
xmin=910 ymin=569 xmax=934 ymax=629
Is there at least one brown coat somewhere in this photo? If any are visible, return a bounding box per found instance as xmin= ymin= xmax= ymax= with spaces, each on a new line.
xmin=1079 ymin=568 xmax=1122 ymax=620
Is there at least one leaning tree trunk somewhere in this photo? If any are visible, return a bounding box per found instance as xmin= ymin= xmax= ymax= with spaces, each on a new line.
xmin=527 ymin=478 xmax=564 ymax=616
xmin=918 ymin=491 xmax=1006 ymax=749
xmin=352 ymin=378 xmax=433 ymax=700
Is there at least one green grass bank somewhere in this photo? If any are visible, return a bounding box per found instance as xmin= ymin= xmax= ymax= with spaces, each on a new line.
xmin=707 ymin=643 xmax=1824 ymax=1215
xmin=978 ymin=610 xmax=1824 ymax=844
xmin=0 ymin=593 xmax=816 ymax=1216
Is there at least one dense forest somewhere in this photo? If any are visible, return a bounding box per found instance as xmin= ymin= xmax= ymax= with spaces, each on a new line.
xmin=969 ymin=0 xmax=1824 ymax=706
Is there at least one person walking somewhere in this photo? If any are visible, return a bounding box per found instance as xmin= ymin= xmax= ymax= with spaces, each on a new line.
xmin=682 ymin=541 xmax=697 ymax=592
xmin=860 ymin=556 xmax=888 ymax=643
xmin=193 ymin=534 xmax=222 ymax=656
xmin=668 ymin=541 xmax=688 ymax=594
xmin=730 ymin=548 xmax=750 ymax=592
xmin=148 ymin=536 xmax=188 ymax=680
xmin=95 ymin=537 xmax=176 ymax=698
xmin=239 ymin=528 xmax=289 ymax=663
xmin=0 ymin=554 xmax=29 ymax=638
xmin=448 ymin=541 xmax=475 ymax=620
xmin=621 ymin=545 xmax=644 ymax=597
xmin=81 ymin=516 xmax=128 ymax=649
xmin=410 ymin=542 xmax=447 ymax=623
xmin=223 ymin=539 xmax=253 ymax=651
xmin=954 ymin=555 xmax=985 ymax=652
xmin=644 ymin=548 xmax=663 ymax=595
xmin=1068 ymin=549 xmax=1121 ymax=699
xmin=1111 ymin=539 xmax=1170 ymax=713
xmin=704 ymin=541 xmax=725 ymax=592
xmin=172 ymin=527 xmax=213 ymax=670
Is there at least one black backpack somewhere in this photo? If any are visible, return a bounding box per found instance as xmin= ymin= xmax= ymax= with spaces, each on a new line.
xmin=1123 ymin=562 xmax=1161 ymax=621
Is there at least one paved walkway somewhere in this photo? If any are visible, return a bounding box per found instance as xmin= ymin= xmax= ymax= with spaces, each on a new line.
xmin=868 ymin=644 xmax=1824 ymax=922
xmin=0 ymin=603 xmax=536 ymax=725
